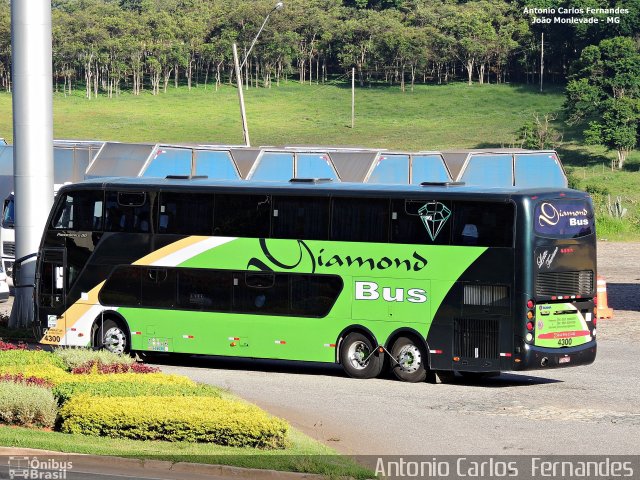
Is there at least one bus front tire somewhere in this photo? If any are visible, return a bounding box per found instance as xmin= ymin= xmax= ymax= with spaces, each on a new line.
xmin=390 ymin=336 xmax=428 ymax=383
xmin=340 ymin=332 xmax=383 ymax=379
xmin=99 ymin=319 xmax=129 ymax=355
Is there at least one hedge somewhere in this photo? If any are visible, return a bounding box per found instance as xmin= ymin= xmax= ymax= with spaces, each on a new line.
xmin=54 ymin=379 xmax=220 ymax=404
xmin=0 ymin=382 xmax=57 ymax=428
xmin=59 ymin=395 xmax=289 ymax=448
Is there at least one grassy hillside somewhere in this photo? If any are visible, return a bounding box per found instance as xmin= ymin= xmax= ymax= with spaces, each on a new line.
xmin=0 ymin=81 xmax=638 ymax=238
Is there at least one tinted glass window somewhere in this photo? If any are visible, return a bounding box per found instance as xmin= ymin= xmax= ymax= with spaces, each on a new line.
xmin=515 ymin=154 xmax=566 ymax=188
xmin=251 ymin=152 xmax=293 ymax=181
xmin=460 ymin=154 xmax=513 ymax=187
xmin=177 ymin=269 xmax=232 ymax=311
xmin=290 ymin=274 xmax=343 ymax=317
xmin=452 ymin=201 xmax=514 ymax=247
xmin=100 ymin=267 xmax=141 ymax=306
xmin=411 ymin=155 xmax=451 ymax=184
xmin=195 ymin=151 xmax=240 ymax=180
xmin=534 ymin=199 xmax=593 ymax=238
xmin=142 ymin=148 xmax=192 ymax=178
xmin=296 ymin=154 xmax=339 ymax=180
xmin=214 ymin=194 xmax=271 ymax=237
xmin=141 ymin=268 xmax=176 ymax=308
xmin=391 ymin=199 xmax=452 ymax=245
xmin=105 ymin=191 xmax=151 ymax=233
xmin=2 ymin=196 xmax=14 ymax=228
xmin=367 ymin=155 xmax=409 ymax=184
xmin=52 ymin=191 xmax=104 ymax=231
xmin=159 ymin=192 xmax=213 ymax=235
xmin=331 ymin=197 xmax=389 ymax=243
xmin=233 ymin=272 xmax=289 ymax=315
xmin=272 ymin=196 xmax=329 ymax=240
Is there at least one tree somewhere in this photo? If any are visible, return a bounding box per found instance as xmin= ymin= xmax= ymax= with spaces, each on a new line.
xmin=565 ymin=36 xmax=640 ymax=169
xmin=0 ymin=0 xmax=11 ymax=91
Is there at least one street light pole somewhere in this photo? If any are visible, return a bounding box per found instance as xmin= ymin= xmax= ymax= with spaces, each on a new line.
xmin=233 ymin=43 xmax=250 ymax=147
xmin=240 ymin=2 xmax=284 ymax=71
xmin=233 ymin=1 xmax=284 ymax=147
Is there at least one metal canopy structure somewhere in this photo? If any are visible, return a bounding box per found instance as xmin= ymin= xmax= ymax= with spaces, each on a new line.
xmin=0 ymin=142 xmax=568 ymax=196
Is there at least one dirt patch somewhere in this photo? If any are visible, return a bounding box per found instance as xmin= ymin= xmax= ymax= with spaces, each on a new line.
xmin=595 ymin=242 xmax=640 ymax=342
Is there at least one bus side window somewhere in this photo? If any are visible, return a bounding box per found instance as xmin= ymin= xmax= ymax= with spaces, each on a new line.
xmin=177 ymin=269 xmax=232 ymax=311
xmin=214 ymin=194 xmax=270 ymax=238
xmin=272 ymin=196 xmax=329 ymax=240
xmin=159 ymin=192 xmax=213 ymax=235
xmin=331 ymin=197 xmax=390 ymax=243
xmin=452 ymin=202 xmax=514 ymax=248
xmin=391 ymin=199 xmax=452 ymax=245
xmin=105 ymin=191 xmax=151 ymax=233
xmin=233 ymin=272 xmax=289 ymax=315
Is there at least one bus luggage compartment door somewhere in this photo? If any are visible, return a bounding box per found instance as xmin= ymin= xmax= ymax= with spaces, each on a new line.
xmin=38 ymin=248 xmax=67 ymax=345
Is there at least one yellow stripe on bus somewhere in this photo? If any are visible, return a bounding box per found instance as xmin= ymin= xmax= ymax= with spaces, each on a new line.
xmin=133 ymin=236 xmax=207 ymax=266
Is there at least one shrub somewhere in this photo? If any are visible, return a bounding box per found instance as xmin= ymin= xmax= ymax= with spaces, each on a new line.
xmin=57 ymin=372 xmax=195 ymax=388
xmin=53 ymin=348 xmax=134 ymax=371
xmin=0 ymin=350 xmax=66 ymax=369
xmin=0 ymin=340 xmax=28 ymax=351
xmin=59 ymin=395 xmax=289 ymax=448
xmin=53 ymin=380 xmax=221 ymax=405
xmin=71 ymin=360 xmax=160 ymax=375
xmin=0 ymin=364 xmax=71 ymax=384
xmin=0 ymin=382 xmax=57 ymax=428
xmin=0 ymin=373 xmax=54 ymax=389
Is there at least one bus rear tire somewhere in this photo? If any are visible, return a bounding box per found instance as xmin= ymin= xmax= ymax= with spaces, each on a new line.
xmin=99 ymin=319 xmax=129 ymax=355
xmin=390 ymin=336 xmax=428 ymax=383
xmin=340 ymin=332 xmax=383 ymax=379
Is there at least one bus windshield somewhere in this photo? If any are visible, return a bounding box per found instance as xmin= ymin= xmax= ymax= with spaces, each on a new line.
xmin=2 ymin=196 xmax=14 ymax=228
xmin=534 ymin=199 xmax=594 ymax=238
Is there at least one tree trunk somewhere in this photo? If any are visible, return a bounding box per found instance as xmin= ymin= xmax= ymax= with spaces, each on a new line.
xmin=617 ymin=149 xmax=629 ymax=169
xmin=466 ymin=59 xmax=474 ymax=85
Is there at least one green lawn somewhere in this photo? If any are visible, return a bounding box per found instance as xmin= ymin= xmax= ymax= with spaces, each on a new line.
xmin=0 ymin=80 xmax=638 ymax=239
xmin=0 ymin=81 xmax=566 ymax=148
xmin=0 ymin=426 xmax=373 ymax=478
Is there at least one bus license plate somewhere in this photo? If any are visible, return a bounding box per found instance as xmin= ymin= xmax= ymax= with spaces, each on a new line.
xmin=559 ymin=356 xmax=571 ymax=364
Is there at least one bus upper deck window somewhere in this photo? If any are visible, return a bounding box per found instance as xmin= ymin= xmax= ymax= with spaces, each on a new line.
xmin=105 ymin=191 xmax=150 ymax=233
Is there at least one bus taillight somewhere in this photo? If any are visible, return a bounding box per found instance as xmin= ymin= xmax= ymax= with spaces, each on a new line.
xmin=526 ymin=321 xmax=534 ymax=331
xmin=527 ymin=299 xmax=535 ymax=309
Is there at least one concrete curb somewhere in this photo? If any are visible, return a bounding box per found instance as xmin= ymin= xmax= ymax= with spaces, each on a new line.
xmin=0 ymin=447 xmax=330 ymax=480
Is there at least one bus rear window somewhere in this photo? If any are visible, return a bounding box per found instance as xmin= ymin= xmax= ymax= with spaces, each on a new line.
xmin=534 ymin=199 xmax=593 ymax=238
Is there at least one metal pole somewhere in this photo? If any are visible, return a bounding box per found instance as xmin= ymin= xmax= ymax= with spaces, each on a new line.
xmin=240 ymin=3 xmax=283 ymax=71
xmin=9 ymin=0 xmax=54 ymax=327
xmin=351 ymin=67 xmax=355 ymax=129
xmin=233 ymin=43 xmax=250 ymax=147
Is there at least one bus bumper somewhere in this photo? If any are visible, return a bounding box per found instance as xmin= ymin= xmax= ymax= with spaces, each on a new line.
xmin=514 ymin=341 xmax=597 ymax=370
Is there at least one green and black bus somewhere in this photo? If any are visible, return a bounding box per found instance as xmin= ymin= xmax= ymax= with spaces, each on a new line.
xmin=35 ymin=177 xmax=597 ymax=382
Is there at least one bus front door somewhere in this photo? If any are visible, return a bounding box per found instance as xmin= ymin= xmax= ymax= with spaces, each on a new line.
xmin=38 ymin=248 xmax=67 ymax=346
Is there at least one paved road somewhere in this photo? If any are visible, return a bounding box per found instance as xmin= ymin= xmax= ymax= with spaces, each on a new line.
xmin=159 ymin=241 xmax=640 ymax=457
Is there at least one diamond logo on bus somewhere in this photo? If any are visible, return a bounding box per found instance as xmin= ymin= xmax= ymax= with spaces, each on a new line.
xmin=418 ymin=202 xmax=451 ymax=241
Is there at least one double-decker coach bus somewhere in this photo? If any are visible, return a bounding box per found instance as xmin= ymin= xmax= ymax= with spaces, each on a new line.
xmin=35 ymin=177 xmax=597 ymax=382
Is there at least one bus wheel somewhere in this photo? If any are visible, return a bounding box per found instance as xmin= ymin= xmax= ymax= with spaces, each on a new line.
xmin=340 ymin=332 xmax=383 ymax=379
xmin=390 ymin=336 xmax=427 ymax=383
xmin=99 ymin=319 xmax=129 ymax=355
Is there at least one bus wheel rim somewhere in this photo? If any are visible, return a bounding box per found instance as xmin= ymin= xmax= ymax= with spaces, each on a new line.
xmin=397 ymin=345 xmax=421 ymax=373
xmin=347 ymin=341 xmax=370 ymax=370
xmin=104 ymin=327 xmax=126 ymax=354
